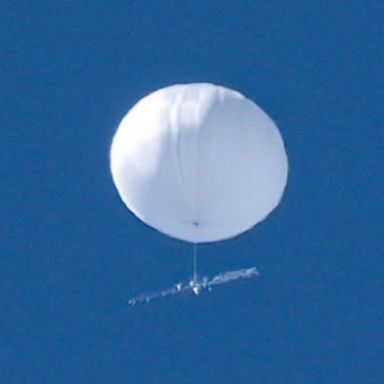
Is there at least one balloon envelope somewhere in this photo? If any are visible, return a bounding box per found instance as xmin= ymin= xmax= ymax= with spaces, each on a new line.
xmin=110 ymin=83 xmax=288 ymax=243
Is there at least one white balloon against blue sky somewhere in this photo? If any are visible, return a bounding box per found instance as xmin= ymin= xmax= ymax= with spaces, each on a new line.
xmin=110 ymin=83 xmax=288 ymax=243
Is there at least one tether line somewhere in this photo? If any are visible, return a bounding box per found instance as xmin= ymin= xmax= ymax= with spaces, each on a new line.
xmin=193 ymin=243 xmax=197 ymax=282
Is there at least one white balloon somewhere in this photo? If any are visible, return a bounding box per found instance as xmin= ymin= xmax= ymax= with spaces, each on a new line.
xmin=110 ymin=83 xmax=288 ymax=243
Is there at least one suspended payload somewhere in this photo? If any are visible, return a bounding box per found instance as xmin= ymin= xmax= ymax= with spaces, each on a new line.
xmin=110 ymin=83 xmax=288 ymax=243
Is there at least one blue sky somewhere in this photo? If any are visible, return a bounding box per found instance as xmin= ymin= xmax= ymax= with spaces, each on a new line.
xmin=1 ymin=1 xmax=382 ymax=383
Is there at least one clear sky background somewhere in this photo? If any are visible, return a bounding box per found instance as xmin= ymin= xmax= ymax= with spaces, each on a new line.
xmin=1 ymin=1 xmax=383 ymax=383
